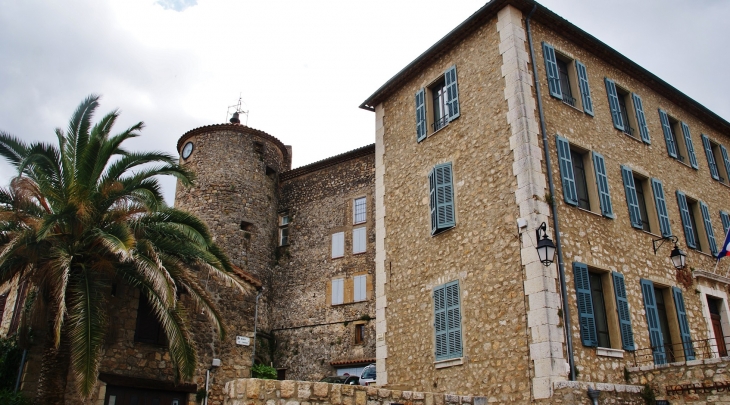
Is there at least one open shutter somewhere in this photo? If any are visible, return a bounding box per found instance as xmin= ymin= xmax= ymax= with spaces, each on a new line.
xmin=681 ymin=122 xmax=699 ymax=169
xmin=433 ymin=285 xmax=447 ymax=359
xmin=700 ymin=201 xmax=718 ymax=256
xmin=444 ymin=66 xmax=460 ymax=121
xmin=542 ymin=42 xmax=562 ymax=98
xmin=445 ymin=281 xmax=462 ymax=358
xmin=556 ymin=136 xmax=578 ymax=205
xmin=416 ymin=89 xmax=427 ymax=142
xmin=621 ymin=166 xmax=642 ymax=229
xmin=640 ymin=279 xmax=667 ymax=365
xmin=720 ymin=145 xmax=730 ymax=183
xmin=573 ymin=262 xmax=598 ymax=347
xmin=651 ymin=179 xmax=672 ymax=237
xmin=592 ymin=152 xmax=614 ymax=218
xmin=575 ymin=61 xmax=594 ymax=116
xmin=632 ymin=93 xmax=650 ymax=144
xmin=659 ymin=109 xmax=678 ymax=158
xmin=676 ymin=191 xmax=697 ymax=249
xmin=605 ymin=78 xmax=624 ymax=131
xmin=701 ymin=134 xmax=720 ymax=180
xmin=720 ymin=211 xmax=730 ymax=236
xmin=672 ymin=287 xmax=695 ymax=361
xmin=612 ymin=272 xmax=635 ymax=351
xmin=430 ymin=163 xmax=455 ymax=235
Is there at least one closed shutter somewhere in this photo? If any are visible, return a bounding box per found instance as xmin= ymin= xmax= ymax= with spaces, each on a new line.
xmin=612 ymin=272 xmax=635 ymax=351
xmin=444 ymin=66 xmax=460 ymax=121
xmin=575 ymin=61 xmax=594 ymax=116
xmin=592 ymin=152 xmax=614 ymax=218
xmin=681 ymin=122 xmax=699 ymax=169
xmin=332 ymin=232 xmax=345 ymax=258
xmin=632 ymin=93 xmax=650 ymax=144
xmin=640 ymin=279 xmax=667 ymax=365
xmin=445 ymin=281 xmax=462 ymax=358
xmin=556 ymin=136 xmax=578 ymax=205
xmin=429 ymin=163 xmax=456 ymax=235
xmin=720 ymin=145 xmax=730 ymax=182
xmin=659 ymin=109 xmax=678 ymax=158
xmin=621 ymin=166 xmax=642 ymax=229
xmin=416 ymin=89 xmax=426 ymax=142
xmin=573 ymin=262 xmax=597 ymax=347
xmin=542 ymin=42 xmax=562 ymax=98
xmin=672 ymin=287 xmax=695 ymax=361
xmin=353 ymin=227 xmax=367 ymax=254
xmin=433 ymin=285 xmax=447 ymax=359
xmin=676 ymin=191 xmax=697 ymax=249
xmin=651 ymin=179 xmax=672 ymax=237
xmin=721 ymin=211 xmax=730 ymax=236
xmin=701 ymin=134 xmax=720 ymax=180
xmin=700 ymin=201 xmax=718 ymax=256
xmin=354 ymin=275 xmax=367 ymax=302
xmin=332 ymin=278 xmax=344 ymax=305
xmin=604 ymin=78 xmax=624 ymax=131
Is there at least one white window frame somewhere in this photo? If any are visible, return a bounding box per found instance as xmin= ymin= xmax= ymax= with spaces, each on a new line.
xmin=353 ymin=197 xmax=367 ymax=224
xmin=331 ymin=232 xmax=344 ymax=258
xmin=354 ymin=275 xmax=367 ymax=302
xmin=278 ymin=213 xmax=290 ymax=246
xmin=332 ymin=278 xmax=344 ymax=305
xmin=353 ymin=227 xmax=366 ymax=254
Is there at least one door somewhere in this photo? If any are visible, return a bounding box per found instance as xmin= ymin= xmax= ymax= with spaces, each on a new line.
xmin=655 ymin=287 xmax=675 ymax=362
xmin=105 ymin=386 xmax=184 ymax=405
xmin=707 ymin=297 xmax=728 ymax=357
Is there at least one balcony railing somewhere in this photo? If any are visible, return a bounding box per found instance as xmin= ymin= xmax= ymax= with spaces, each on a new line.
xmin=561 ymin=94 xmax=576 ymax=108
xmin=630 ymin=336 xmax=729 ymax=367
xmin=432 ymin=115 xmax=448 ymax=132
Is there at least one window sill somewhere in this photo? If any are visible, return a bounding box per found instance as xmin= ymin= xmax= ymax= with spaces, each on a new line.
xmin=354 ymin=221 xmax=367 ymax=226
xmin=672 ymin=158 xmax=696 ymax=170
xmin=692 ymin=249 xmax=716 ymax=259
xmin=434 ymin=357 xmax=463 ymax=369
xmin=620 ymin=131 xmax=645 ymax=145
xmin=576 ymin=207 xmax=602 ymax=218
xmin=596 ymin=347 xmax=625 ymax=358
xmin=331 ymin=255 xmax=344 ymax=260
xmin=353 ymin=251 xmax=367 ymax=255
xmin=641 ymin=230 xmax=662 ymax=239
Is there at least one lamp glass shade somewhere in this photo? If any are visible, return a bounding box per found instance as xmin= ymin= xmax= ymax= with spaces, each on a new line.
xmin=536 ymin=237 xmax=556 ymax=266
xmin=670 ymin=246 xmax=687 ymax=270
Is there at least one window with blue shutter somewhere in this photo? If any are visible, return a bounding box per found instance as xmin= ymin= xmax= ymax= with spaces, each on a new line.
xmin=701 ymin=134 xmax=720 ymax=180
xmin=621 ymin=166 xmax=642 ymax=229
xmin=659 ymin=110 xmax=678 ymax=158
xmin=542 ymin=42 xmax=562 ymax=98
xmin=592 ymin=152 xmax=614 ymax=218
xmin=651 ymin=179 xmax=672 ymax=237
xmin=700 ymin=201 xmax=718 ymax=256
xmin=612 ymin=272 xmax=635 ymax=351
xmin=632 ymin=93 xmax=650 ymax=144
xmin=575 ymin=61 xmax=593 ymax=116
xmin=444 ymin=66 xmax=460 ymax=122
xmin=680 ymin=122 xmax=699 ymax=169
xmin=720 ymin=145 xmax=730 ymax=183
xmin=721 ymin=211 xmax=730 ymax=236
xmin=416 ymin=89 xmax=426 ymax=142
xmin=676 ymin=191 xmax=697 ymax=249
xmin=605 ymin=78 xmax=624 ymax=131
xmin=640 ymin=279 xmax=667 ymax=365
xmin=556 ymin=136 xmax=578 ymax=206
xmin=429 ymin=163 xmax=455 ymax=235
xmin=573 ymin=262 xmax=597 ymax=347
xmin=672 ymin=287 xmax=695 ymax=361
xmin=434 ymin=281 xmax=462 ymax=360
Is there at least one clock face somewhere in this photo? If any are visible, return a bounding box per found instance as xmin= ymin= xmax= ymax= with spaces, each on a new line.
xmin=182 ymin=142 xmax=194 ymax=159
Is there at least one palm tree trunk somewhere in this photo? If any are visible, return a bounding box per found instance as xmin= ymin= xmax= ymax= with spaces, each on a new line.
xmin=35 ymin=325 xmax=71 ymax=404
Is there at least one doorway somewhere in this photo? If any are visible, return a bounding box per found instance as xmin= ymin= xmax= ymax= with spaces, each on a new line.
xmin=707 ymin=296 xmax=728 ymax=357
xmin=105 ymin=386 xmax=185 ymax=405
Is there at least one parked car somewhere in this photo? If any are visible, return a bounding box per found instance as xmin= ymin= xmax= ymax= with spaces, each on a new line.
xmin=359 ymin=364 xmax=376 ymax=386
xmin=319 ymin=375 xmax=360 ymax=385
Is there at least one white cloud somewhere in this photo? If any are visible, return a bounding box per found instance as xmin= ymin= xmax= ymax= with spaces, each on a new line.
xmin=155 ymin=0 xmax=198 ymax=12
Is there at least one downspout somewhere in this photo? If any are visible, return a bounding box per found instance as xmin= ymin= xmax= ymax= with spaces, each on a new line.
xmin=250 ymin=288 xmax=263 ymax=367
xmin=14 ymin=349 xmax=26 ymax=393
xmin=525 ymin=3 xmax=576 ymax=381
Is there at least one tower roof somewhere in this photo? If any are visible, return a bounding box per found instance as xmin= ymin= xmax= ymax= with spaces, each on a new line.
xmin=177 ymin=123 xmax=290 ymax=163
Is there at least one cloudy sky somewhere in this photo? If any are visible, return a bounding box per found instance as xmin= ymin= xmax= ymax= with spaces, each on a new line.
xmin=1 ymin=0 xmax=728 ymax=204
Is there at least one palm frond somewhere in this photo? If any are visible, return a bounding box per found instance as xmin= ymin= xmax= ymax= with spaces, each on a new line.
xmin=0 ymin=132 xmax=30 ymax=169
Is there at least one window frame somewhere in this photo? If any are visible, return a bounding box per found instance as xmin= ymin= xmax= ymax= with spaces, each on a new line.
xmin=331 ymin=232 xmax=345 ymax=259
xmin=556 ymin=136 xmax=614 ymax=218
xmin=353 ymin=197 xmax=367 ymax=224
xmin=677 ymin=191 xmax=717 ymax=255
xmin=352 ymin=227 xmax=367 ymax=254
xmin=353 ymin=323 xmax=366 ymax=345
xmin=621 ymin=167 xmax=660 ymax=234
xmin=433 ymin=280 xmax=463 ymax=361
xmin=353 ymin=274 xmax=367 ymax=302
xmin=415 ymin=66 xmax=460 ymax=142
xmin=134 ymin=293 xmax=166 ymax=345
xmin=331 ymin=278 xmax=345 ymax=306
xmin=660 ymin=110 xmax=698 ymax=169
xmin=429 ymin=162 xmax=456 ymax=235
xmin=542 ymin=42 xmax=594 ymax=115
xmin=278 ymin=213 xmax=290 ymax=246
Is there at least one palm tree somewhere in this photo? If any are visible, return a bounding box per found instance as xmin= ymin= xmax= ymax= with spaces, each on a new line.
xmin=0 ymin=95 xmax=244 ymax=404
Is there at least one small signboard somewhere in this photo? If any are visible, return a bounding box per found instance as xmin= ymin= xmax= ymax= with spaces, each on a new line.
xmin=236 ymin=336 xmax=250 ymax=346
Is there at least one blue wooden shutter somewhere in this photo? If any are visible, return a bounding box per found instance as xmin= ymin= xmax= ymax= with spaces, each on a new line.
xmin=632 ymin=93 xmax=650 ymax=144
xmin=433 ymin=285 xmax=447 ymax=359
xmin=659 ymin=109 xmax=678 ymax=158
xmin=700 ymin=201 xmax=718 ymax=256
xmin=672 ymin=287 xmax=695 ymax=361
xmin=416 ymin=89 xmax=426 ymax=142
xmin=701 ymin=134 xmax=720 ymax=180
xmin=445 ymin=281 xmax=462 ymax=358
xmin=444 ymin=66 xmax=460 ymax=121
xmin=640 ymin=279 xmax=666 ymax=365
xmin=721 ymin=211 xmax=730 ymax=236
xmin=592 ymin=151 xmax=614 ymax=218
xmin=604 ymin=78 xmax=624 ymax=131
xmin=676 ymin=191 xmax=697 ymax=249
xmin=573 ymin=262 xmax=597 ymax=347
xmin=430 ymin=163 xmax=455 ymax=235
xmin=681 ymin=122 xmax=699 ymax=169
xmin=720 ymin=145 xmax=730 ymax=183
xmin=542 ymin=42 xmax=562 ymax=98
xmin=575 ymin=61 xmax=593 ymax=116
xmin=651 ymin=179 xmax=672 ymax=237
xmin=612 ymin=272 xmax=635 ymax=351
xmin=621 ymin=166 xmax=642 ymax=229
xmin=556 ymin=136 xmax=578 ymax=206
xmin=429 ymin=169 xmax=437 ymax=233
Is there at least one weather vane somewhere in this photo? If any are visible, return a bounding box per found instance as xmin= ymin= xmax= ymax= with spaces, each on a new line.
xmin=227 ymin=94 xmax=249 ymax=125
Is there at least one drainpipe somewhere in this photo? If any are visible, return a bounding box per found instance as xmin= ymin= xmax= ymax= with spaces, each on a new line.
xmin=525 ymin=3 xmax=576 ymax=381
xmin=251 ymin=288 xmax=263 ymax=367
xmin=14 ymin=349 xmax=26 ymax=393
xmin=203 ymin=369 xmax=210 ymax=405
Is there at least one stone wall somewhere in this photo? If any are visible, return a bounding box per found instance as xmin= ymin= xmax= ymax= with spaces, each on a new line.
xmin=628 ymin=358 xmax=730 ymax=404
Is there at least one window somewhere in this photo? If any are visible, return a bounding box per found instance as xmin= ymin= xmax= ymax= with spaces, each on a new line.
xmin=542 ymin=42 xmax=594 ymax=115
xmin=604 ymin=79 xmax=650 ymax=143
xmin=640 ymin=280 xmax=694 ymax=365
xmin=415 ymin=65 xmax=460 ymax=142
xmin=0 ymin=293 xmax=7 ymax=324
xmin=278 ymin=213 xmax=290 ymax=246
xmin=354 ymin=323 xmax=365 ymax=345
xmin=701 ymin=134 xmax=730 ymax=184
xmin=556 ymin=136 xmax=614 ymax=218
xmin=331 ymin=278 xmax=344 ymax=305
xmin=353 ymin=197 xmax=367 ymax=224
xmin=659 ymin=110 xmax=698 ymax=169
xmin=353 ymin=275 xmax=367 ymax=302
xmin=332 ymin=232 xmax=344 ymax=258
xmin=720 ymin=211 xmax=730 ymax=236
xmin=134 ymin=294 xmax=165 ymax=345
xmin=573 ymin=263 xmax=634 ymax=350
xmin=621 ymin=167 xmax=664 ymax=234
xmin=429 ymin=162 xmax=456 ymax=235
xmin=433 ymin=281 xmax=462 ymax=360
xmin=353 ymin=227 xmax=366 ymax=254
xmin=676 ymin=192 xmax=718 ymax=255
xmin=706 ymin=296 xmax=728 ymax=357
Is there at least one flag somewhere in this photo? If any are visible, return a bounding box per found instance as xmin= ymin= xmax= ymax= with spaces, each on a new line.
xmin=718 ymin=228 xmax=730 ymax=260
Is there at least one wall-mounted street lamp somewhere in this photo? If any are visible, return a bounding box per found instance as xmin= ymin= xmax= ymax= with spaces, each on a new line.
xmin=652 ymin=235 xmax=687 ymax=270
xmin=536 ymin=222 xmax=557 ymax=266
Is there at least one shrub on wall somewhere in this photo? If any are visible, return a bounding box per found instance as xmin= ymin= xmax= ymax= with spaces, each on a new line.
xmin=251 ymin=364 xmax=277 ymax=379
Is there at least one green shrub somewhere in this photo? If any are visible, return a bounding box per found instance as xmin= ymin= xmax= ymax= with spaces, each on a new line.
xmin=0 ymin=337 xmax=23 ymax=391
xmin=251 ymin=363 xmax=277 ymax=379
xmin=0 ymin=389 xmax=30 ymax=405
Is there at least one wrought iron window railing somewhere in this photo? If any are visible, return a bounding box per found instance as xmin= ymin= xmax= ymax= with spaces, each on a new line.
xmin=561 ymin=94 xmax=576 ymax=108
xmin=629 ymin=336 xmax=730 ymax=368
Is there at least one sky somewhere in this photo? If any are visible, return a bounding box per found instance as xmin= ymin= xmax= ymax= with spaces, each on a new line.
xmin=1 ymin=0 xmax=728 ymax=205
